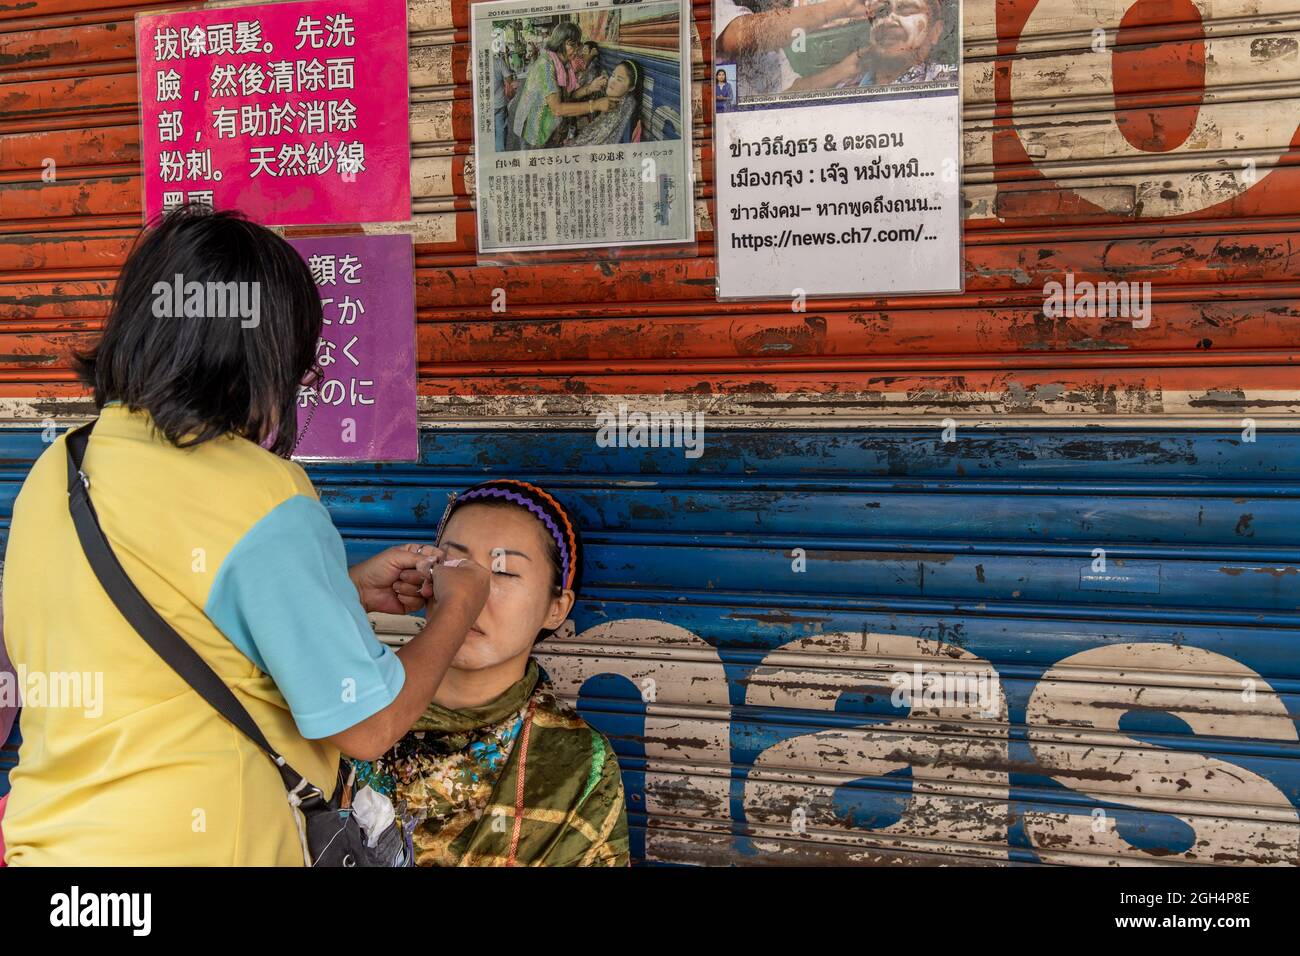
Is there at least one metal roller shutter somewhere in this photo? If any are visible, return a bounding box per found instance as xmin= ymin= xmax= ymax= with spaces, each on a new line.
xmin=0 ymin=0 xmax=1297 ymax=864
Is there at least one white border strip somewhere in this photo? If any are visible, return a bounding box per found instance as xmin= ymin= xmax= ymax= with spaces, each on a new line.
xmin=0 ymin=393 xmax=1297 ymax=429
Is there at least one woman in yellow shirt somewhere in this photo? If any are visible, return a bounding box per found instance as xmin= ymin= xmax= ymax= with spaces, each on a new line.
xmin=2 ymin=205 xmax=490 ymax=865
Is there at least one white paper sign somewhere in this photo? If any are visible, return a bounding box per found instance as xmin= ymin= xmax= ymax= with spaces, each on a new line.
xmin=470 ymin=0 xmax=695 ymax=254
xmin=712 ymin=0 xmax=963 ymax=299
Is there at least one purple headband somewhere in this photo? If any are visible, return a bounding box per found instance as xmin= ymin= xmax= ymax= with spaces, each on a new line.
xmin=434 ymin=483 xmax=574 ymax=590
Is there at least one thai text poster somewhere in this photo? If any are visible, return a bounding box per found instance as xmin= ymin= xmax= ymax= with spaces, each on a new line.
xmin=713 ymin=0 xmax=962 ymax=297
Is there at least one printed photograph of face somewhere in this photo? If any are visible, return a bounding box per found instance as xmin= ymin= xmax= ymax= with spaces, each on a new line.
xmin=487 ymin=1 xmax=685 ymax=152
xmin=436 ymin=503 xmax=575 ymax=673
xmin=713 ymin=0 xmax=958 ymax=101
xmin=871 ymin=0 xmax=943 ymax=64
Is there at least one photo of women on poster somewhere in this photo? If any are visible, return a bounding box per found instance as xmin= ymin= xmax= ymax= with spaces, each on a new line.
xmin=472 ymin=0 xmax=694 ymax=253
xmin=715 ymin=0 xmax=958 ymax=106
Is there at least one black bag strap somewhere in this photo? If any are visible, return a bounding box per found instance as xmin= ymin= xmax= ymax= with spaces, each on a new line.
xmin=65 ymin=420 xmax=322 ymax=801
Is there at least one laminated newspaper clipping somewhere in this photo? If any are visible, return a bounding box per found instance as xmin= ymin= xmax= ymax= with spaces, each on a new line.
xmin=470 ymin=0 xmax=695 ymax=254
xmin=713 ymin=0 xmax=962 ymax=297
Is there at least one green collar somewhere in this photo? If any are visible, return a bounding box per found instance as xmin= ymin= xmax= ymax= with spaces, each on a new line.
xmin=410 ymin=659 xmax=539 ymax=734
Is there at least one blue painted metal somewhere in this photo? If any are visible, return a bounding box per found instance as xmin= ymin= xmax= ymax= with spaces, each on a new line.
xmin=0 ymin=425 xmax=1296 ymax=864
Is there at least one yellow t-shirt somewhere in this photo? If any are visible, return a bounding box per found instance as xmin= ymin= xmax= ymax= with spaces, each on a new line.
xmin=2 ymin=404 xmax=405 ymax=865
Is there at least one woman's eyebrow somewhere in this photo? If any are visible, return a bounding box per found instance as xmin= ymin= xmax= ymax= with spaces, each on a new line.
xmin=443 ymin=540 xmax=533 ymax=560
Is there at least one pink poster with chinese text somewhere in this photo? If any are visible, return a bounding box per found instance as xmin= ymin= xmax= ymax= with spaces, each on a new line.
xmin=137 ymin=0 xmax=411 ymax=226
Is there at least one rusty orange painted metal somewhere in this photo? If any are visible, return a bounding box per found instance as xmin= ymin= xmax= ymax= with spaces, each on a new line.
xmin=0 ymin=0 xmax=1295 ymax=418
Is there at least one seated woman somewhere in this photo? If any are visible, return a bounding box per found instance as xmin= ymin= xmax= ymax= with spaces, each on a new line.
xmin=352 ymin=479 xmax=630 ymax=866
xmin=572 ymin=59 xmax=642 ymax=147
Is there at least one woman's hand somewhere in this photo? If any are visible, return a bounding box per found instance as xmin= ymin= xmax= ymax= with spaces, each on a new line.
xmin=348 ymin=543 xmax=442 ymax=615
xmin=426 ymin=555 xmax=491 ymax=620
xmin=573 ymin=73 xmax=608 ymax=100
xmin=590 ymin=97 xmax=612 ymax=113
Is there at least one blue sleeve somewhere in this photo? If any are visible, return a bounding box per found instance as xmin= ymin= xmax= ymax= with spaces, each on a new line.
xmin=206 ymin=494 xmax=406 ymax=739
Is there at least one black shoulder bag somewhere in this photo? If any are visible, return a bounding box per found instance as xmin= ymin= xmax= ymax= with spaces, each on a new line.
xmin=65 ymin=421 xmax=409 ymax=867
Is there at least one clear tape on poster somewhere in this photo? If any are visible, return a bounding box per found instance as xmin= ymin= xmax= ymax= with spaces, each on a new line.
xmin=469 ymin=0 xmax=698 ymax=269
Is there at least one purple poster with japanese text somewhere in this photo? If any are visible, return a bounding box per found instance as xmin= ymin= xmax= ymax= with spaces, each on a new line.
xmin=290 ymin=233 xmax=417 ymax=461
xmin=137 ymin=0 xmax=411 ymax=226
